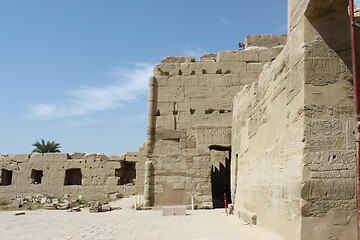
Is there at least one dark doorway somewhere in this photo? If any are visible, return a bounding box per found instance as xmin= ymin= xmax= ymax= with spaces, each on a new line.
xmin=31 ymin=170 xmax=43 ymax=184
xmin=115 ymin=162 xmax=136 ymax=185
xmin=64 ymin=168 xmax=82 ymax=185
xmin=0 ymin=169 xmax=12 ymax=186
xmin=210 ymin=146 xmax=231 ymax=208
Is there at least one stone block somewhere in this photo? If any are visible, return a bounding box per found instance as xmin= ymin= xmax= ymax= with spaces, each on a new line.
xmin=179 ymin=63 xmax=204 ymax=76
xmin=237 ymin=50 xmax=260 ymax=62
xmin=161 ymin=56 xmax=195 ymax=63
xmin=101 ymin=204 xmax=111 ymax=211
xmin=200 ymin=62 xmax=221 ymax=74
xmin=157 ymin=86 xmax=185 ymax=102
xmin=163 ymin=206 xmax=175 ymax=216
xmin=246 ymin=62 xmax=265 ymax=73
xmin=96 ymin=153 xmax=110 ymax=161
xmin=174 ymin=205 xmax=186 ymax=215
xmin=244 ymin=34 xmax=287 ymax=49
xmin=4 ymin=154 xmax=29 ymax=162
xmin=202 ymin=202 xmax=213 ymax=209
xmin=259 ymin=46 xmax=284 ymax=62
xmin=10 ymin=199 xmax=21 ymax=208
xmin=216 ymin=50 xmax=238 ymax=62
xmin=85 ymin=153 xmax=97 ymax=160
xmin=69 ymin=153 xmax=85 ymax=159
xmin=199 ymin=53 xmax=217 ymax=62
xmin=154 ymin=63 xmax=181 ymax=77
xmin=29 ymin=153 xmax=43 ymax=161
xmin=108 ymin=155 xmax=123 ymax=161
xmin=238 ymin=208 xmax=257 ymax=225
xmin=167 ymin=176 xmax=180 ymax=183
xmin=43 ymin=153 xmax=69 ymax=161
xmin=173 ymin=182 xmax=185 ymax=190
xmin=108 ymin=193 xmax=122 ymax=199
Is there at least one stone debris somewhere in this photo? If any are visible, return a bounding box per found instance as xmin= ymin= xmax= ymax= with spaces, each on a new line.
xmin=9 ymin=199 xmax=21 ymax=208
xmin=89 ymin=201 xmax=101 ymax=213
xmin=108 ymin=192 xmax=122 ymax=199
xmin=70 ymin=206 xmax=81 ymax=212
xmin=101 ymin=204 xmax=111 ymax=212
xmin=43 ymin=203 xmax=57 ymax=210
xmin=2 ymin=194 xmax=111 ymax=212
xmin=63 ymin=194 xmax=71 ymax=199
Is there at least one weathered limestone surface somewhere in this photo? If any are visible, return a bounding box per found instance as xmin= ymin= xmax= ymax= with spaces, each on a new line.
xmin=244 ymin=34 xmax=287 ymax=49
xmin=0 ymin=150 xmax=146 ymax=200
xmin=231 ymin=0 xmax=358 ymax=239
xmin=148 ymin=39 xmax=285 ymax=207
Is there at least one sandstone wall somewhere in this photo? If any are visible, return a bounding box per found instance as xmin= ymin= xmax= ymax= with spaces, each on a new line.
xmin=301 ymin=0 xmax=358 ymax=239
xmin=232 ymin=39 xmax=304 ymax=239
xmin=244 ymin=34 xmax=287 ymax=49
xmin=0 ymin=150 xmax=146 ymax=200
xmin=231 ymin=0 xmax=357 ymax=239
xmin=147 ymin=39 xmax=285 ymax=207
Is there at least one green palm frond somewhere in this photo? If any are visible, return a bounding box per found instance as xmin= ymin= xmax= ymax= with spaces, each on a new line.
xmin=32 ymin=139 xmax=61 ymax=153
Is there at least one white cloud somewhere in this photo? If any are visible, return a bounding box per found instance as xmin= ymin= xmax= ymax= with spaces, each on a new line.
xmin=218 ymin=17 xmax=232 ymax=25
xmin=29 ymin=63 xmax=153 ymax=119
xmin=56 ymin=117 xmax=100 ymax=127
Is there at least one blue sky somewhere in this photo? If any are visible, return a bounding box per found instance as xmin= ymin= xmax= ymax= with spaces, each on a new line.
xmin=0 ymin=0 xmax=287 ymax=155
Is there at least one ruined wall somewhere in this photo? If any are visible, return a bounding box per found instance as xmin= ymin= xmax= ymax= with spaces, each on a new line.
xmin=147 ymin=40 xmax=285 ymax=207
xmin=231 ymin=0 xmax=357 ymax=239
xmin=0 ymin=150 xmax=146 ymax=200
xmin=232 ymin=37 xmax=304 ymax=239
xmin=244 ymin=34 xmax=287 ymax=49
xmin=301 ymin=0 xmax=357 ymax=239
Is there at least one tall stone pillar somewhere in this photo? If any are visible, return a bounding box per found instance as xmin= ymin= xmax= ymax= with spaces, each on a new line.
xmin=146 ymin=76 xmax=157 ymax=155
xmin=144 ymin=160 xmax=154 ymax=207
xmin=144 ymin=76 xmax=157 ymax=207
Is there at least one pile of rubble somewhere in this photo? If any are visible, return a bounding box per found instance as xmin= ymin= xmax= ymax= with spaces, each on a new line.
xmin=89 ymin=201 xmax=111 ymax=213
xmin=6 ymin=194 xmax=114 ymax=213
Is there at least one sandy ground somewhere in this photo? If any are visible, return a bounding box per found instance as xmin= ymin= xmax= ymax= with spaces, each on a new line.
xmin=0 ymin=198 xmax=284 ymax=240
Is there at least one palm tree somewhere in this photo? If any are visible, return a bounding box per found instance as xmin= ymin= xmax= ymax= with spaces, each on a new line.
xmin=32 ymin=139 xmax=61 ymax=153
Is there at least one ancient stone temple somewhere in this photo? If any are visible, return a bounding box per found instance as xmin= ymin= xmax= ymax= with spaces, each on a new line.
xmin=230 ymin=0 xmax=358 ymax=239
xmin=142 ymin=36 xmax=286 ymax=207
xmin=0 ymin=0 xmax=358 ymax=239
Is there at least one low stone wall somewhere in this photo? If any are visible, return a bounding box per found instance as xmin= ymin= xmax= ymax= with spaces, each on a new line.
xmin=0 ymin=151 xmax=146 ymax=200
